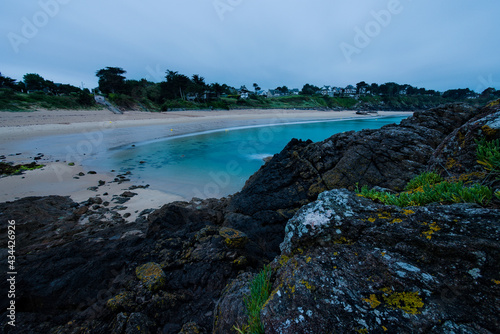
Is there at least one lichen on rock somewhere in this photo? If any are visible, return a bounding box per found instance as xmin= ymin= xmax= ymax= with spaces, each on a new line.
xmin=135 ymin=262 xmax=166 ymax=292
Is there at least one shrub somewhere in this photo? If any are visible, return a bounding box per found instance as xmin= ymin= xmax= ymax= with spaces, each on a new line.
xmin=405 ymin=171 xmax=443 ymax=191
xmin=358 ymin=181 xmax=492 ymax=207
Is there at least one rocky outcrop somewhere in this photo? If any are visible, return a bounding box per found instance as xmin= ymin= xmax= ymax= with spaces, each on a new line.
xmin=1 ymin=102 xmax=498 ymax=333
xmin=226 ymin=103 xmax=480 ymax=257
xmin=219 ymin=189 xmax=500 ymax=333
xmin=427 ymin=101 xmax=500 ymax=192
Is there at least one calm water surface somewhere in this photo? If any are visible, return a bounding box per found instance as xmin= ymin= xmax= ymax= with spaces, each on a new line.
xmin=83 ymin=116 xmax=408 ymax=199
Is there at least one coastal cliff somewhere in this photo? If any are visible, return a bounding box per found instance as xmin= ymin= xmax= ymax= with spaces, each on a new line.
xmin=1 ymin=101 xmax=499 ymax=333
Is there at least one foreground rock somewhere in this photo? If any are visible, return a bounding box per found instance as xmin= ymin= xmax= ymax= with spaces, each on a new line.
xmin=218 ymin=189 xmax=500 ymax=333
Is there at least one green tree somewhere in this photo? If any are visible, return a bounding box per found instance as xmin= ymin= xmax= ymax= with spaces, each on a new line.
xmin=0 ymin=73 xmax=16 ymax=89
xmin=356 ymin=81 xmax=368 ymax=94
xmin=480 ymin=87 xmax=497 ymax=98
xmin=379 ymin=82 xmax=401 ymax=96
xmin=191 ymin=74 xmax=207 ymax=96
xmin=161 ymin=70 xmax=192 ymax=100
xmin=96 ymin=67 xmax=127 ymax=94
xmin=301 ymin=83 xmax=320 ymax=95
xmin=253 ymin=83 xmax=261 ymax=92
xmin=210 ymin=83 xmax=227 ymax=98
xmin=443 ymin=88 xmax=475 ymax=100
xmin=23 ymin=73 xmax=46 ymax=92
xmin=276 ymin=86 xmax=289 ymax=94
xmin=369 ymin=83 xmax=379 ymax=95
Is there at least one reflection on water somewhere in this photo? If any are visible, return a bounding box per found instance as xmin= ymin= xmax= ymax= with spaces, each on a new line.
xmin=83 ymin=116 xmax=408 ymax=199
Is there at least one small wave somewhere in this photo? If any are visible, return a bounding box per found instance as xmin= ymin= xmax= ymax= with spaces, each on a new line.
xmin=247 ymin=153 xmax=274 ymax=161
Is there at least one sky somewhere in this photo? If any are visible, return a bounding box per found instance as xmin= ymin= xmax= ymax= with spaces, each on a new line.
xmin=1 ymin=0 xmax=499 ymax=93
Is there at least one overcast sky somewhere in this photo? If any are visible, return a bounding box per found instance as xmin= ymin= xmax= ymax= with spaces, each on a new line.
xmin=1 ymin=0 xmax=499 ymax=92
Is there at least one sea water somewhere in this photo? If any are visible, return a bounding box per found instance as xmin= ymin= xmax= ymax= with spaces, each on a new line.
xmin=82 ymin=116 xmax=408 ymax=199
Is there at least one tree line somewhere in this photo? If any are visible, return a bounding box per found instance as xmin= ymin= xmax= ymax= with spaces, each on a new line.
xmin=1 ymin=68 xmax=499 ymax=105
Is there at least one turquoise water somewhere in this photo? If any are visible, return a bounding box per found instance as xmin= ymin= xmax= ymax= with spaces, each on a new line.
xmin=84 ymin=116 xmax=407 ymax=199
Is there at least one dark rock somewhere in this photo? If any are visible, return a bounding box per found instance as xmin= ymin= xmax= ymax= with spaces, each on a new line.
xmin=218 ymin=189 xmax=500 ymax=333
xmin=213 ymin=272 xmax=254 ymax=334
xmin=125 ymin=312 xmax=152 ymax=334
xmin=356 ymin=110 xmax=369 ymax=115
xmin=88 ymin=196 xmax=103 ymax=205
xmin=74 ymin=205 xmax=89 ymax=216
xmin=121 ymin=191 xmax=138 ymax=198
xmin=88 ymin=171 xmax=97 ymax=175
xmin=99 ymin=180 xmax=106 ymax=186
xmin=130 ymin=184 xmax=150 ymax=190
xmin=78 ymin=172 xmax=85 ymax=176
xmin=179 ymin=322 xmax=205 ymax=334
xmin=113 ymin=197 xmax=130 ymax=204
xmin=87 ymin=186 xmax=98 ymax=191
xmin=427 ymin=102 xmax=500 ymax=190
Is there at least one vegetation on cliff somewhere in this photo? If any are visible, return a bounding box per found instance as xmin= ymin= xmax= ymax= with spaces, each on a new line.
xmin=357 ymin=135 xmax=500 ymax=207
xmin=2 ymin=70 xmax=500 ymax=111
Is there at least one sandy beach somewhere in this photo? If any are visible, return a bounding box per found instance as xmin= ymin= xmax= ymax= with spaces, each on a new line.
xmin=0 ymin=108 xmax=412 ymax=219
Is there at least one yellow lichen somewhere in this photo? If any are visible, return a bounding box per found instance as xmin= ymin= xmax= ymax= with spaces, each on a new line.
xmin=356 ymin=328 xmax=368 ymax=334
xmin=492 ymin=279 xmax=500 ymax=285
xmin=487 ymin=99 xmax=500 ymax=107
xmin=219 ymin=227 xmax=249 ymax=249
xmin=279 ymin=255 xmax=290 ymax=266
xmin=382 ymin=289 xmax=424 ymax=315
xmin=421 ymin=222 xmax=441 ymax=240
xmin=401 ymin=209 xmax=415 ymax=216
xmin=300 ymin=279 xmax=316 ymax=291
xmin=106 ymin=292 xmax=134 ymax=311
xmin=305 ymin=256 xmax=312 ymax=263
xmin=382 ymin=325 xmax=388 ymax=331
xmin=368 ymin=217 xmax=376 ymax=223
xmin=378 ymin=212 xmax=392 ymax=220
xmin=135 ymin=262 xmax=166 ymax=292
xmin=363 ymin=294 xmax=381 ymax=308
xmin=446 ymin=158 xmax=458 ymax=170
xmin=333 ymin=237 xmax=353 ymax=245
xmin=390 ymin=218 xmax=403 ymax=224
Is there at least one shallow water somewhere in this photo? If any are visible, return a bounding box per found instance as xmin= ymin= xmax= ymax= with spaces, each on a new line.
xmin=82 ymin=116 xmax=408 ymax=199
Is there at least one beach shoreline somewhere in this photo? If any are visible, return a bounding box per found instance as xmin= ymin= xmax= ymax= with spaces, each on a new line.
xmin=0 ymin=108 xmax=413 ymax=213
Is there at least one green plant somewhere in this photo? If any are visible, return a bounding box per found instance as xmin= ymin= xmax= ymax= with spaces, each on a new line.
xmin=236 ymin=265 xmax=272 ymax=334
xmin=405 ymin=171 xmax=443 ymax=191
xmin=357 ymin=181 xmax=492 ymax=207
xmin=477 ymin=138 xmax=500 ymax=180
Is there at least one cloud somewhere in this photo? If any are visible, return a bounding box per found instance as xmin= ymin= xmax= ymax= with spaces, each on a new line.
xmin=1 ymin=0 xmax=499 ymax=91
